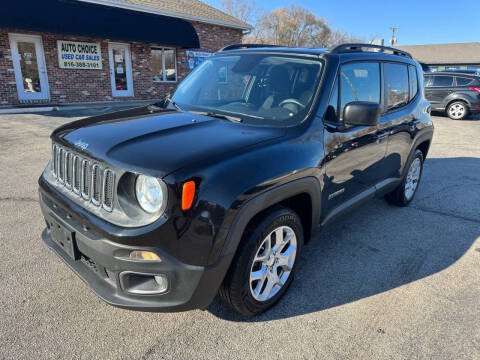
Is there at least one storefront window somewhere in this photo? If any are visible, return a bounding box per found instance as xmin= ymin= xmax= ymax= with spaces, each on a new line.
xmin=152 ymin=47 xmax=177 ymax=82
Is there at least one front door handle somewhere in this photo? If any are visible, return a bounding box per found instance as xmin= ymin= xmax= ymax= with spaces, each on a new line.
xmin=374 ymin=132 xmax=388 ymax=144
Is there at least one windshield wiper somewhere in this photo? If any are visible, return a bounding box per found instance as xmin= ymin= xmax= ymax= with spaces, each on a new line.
xmin=192 ymin=111 xmax=243 ymax=123
xmin=155 ymin=94 xmax=182 ymax=111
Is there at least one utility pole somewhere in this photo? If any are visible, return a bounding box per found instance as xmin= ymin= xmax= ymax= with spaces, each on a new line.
xmin=389 ymin=27 xmax=399 ymax=46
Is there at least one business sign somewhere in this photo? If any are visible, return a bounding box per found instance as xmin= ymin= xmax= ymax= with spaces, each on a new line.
xmin=57 ymin=41 xmax=102 ymax=69
xmin=186 ymin=50 xmax=212 ymax=70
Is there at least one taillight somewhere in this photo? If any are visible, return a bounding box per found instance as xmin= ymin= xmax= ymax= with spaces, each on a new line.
xmin=470 ymin=87 xmax=480 ymax=94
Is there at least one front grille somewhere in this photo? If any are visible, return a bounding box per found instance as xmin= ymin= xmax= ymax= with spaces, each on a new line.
xmin=51 ymin=143 xmax=116 ymax=212
xmin=91 ymin=164 xmax=102 ymax=206
xmin=103 ymin=169 xmax=115 ymax=211
xmin=72 ymin=155 xmax=81 ymax=194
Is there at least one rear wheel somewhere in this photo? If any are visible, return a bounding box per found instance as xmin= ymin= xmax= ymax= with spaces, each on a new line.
xmin=447 ymin=101 xmax=469 ymax=120
xmin=219 ymin=206 xmax=303 ymax=316
xmin=385 ymin=149 xmax=424 ymax=207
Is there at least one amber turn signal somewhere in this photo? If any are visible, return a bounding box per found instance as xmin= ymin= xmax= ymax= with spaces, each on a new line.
xmin=182 ymin=181 xmax=196 ymax=210
xmin=129 ymin=251 xmax=162 ymax=262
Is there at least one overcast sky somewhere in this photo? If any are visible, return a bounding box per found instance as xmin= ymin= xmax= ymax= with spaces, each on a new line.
xmin=204 ymin=0 xmax=480 ymax=45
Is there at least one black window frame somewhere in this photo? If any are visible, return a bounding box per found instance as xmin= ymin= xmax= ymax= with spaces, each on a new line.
xmin=328 ymin=60 xmax=382 ymax=124
xmin=324 ymin=60 xmax=421 ymax=123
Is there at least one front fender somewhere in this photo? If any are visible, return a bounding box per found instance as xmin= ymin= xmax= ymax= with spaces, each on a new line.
xmin=219 ymin=177 xmax=322 ymax=261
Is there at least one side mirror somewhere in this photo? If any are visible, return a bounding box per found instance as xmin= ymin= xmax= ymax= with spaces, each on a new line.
xmin=343 ymin=102 xmax=381 ymax=126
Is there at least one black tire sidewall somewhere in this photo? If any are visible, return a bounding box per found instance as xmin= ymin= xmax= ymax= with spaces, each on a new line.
xmin=230 ymin=207 xmax=304 ymax=316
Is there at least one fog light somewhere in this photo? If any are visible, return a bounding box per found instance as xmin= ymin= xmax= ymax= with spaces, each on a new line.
xmin=154 ymin=275 xmax=168 ymax=291
xmin=129 ymin=251 xmax=161 ymax=262
xmin=120 ymin=272 xmax=169 ymax=295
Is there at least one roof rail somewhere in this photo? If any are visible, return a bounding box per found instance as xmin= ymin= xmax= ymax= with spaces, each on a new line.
xmin=219 ymin=43 xmax=280 ymax=52
xmin=329 ymin=43 xmax=412 ymax=59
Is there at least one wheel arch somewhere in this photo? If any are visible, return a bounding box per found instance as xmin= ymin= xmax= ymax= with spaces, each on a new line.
xmin=221 ymin=177 xmax=322 ymax=260
xmin=445 ymin=96 xmax=471 ymax=110
xmin=416 ymin=139 xmax=431 ymax=160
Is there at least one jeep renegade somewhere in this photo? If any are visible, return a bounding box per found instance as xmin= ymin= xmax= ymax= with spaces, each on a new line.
xmin=39 ymin=43 xmax=434 ymax=316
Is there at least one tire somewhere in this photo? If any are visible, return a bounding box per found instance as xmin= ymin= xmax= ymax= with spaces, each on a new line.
xmin=219 ymin=206 xmax=304 ymax=316
xmin=385 ymin=149 xmax=424 ymax=207
xmin=446 ymin=101 xmax=469 ymax=120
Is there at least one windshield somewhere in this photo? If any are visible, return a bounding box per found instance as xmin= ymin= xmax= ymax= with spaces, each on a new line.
xmin=171 ymin=53 xmax=324 ymax=126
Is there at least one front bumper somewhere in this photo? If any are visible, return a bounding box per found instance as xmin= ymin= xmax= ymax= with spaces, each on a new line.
xmin=39 ymin=180 xmax=232 ymax=312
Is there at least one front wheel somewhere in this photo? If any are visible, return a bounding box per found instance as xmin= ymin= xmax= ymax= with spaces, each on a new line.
xmin=219 ymin=206 xmax=304 ymax=316
xmin=385 ymin=149 xmax=424 ymax=207
xmin=447 ymin=101 xmax=469 ymax=120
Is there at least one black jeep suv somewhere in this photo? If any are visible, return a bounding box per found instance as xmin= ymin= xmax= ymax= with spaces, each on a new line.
xmin=424 ymin=71 xmax=480 ymax=120
xmin=39 ymin=43 xmax=433 ymax=316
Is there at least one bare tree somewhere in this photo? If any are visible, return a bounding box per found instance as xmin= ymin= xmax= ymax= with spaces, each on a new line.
xmin=327 ymin=29 xmax=364 ymax=47
xmin=220 ymin=2 xmax=364 ymax=47
xmin=220 ymin=0 xmax=260 ymax=25
xmin=252 ymin=5 xmax=331 ymax=47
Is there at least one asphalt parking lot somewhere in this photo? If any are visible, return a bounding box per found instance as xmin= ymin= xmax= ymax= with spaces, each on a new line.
xmin=0 ymin=109 xmax=479 ymax=359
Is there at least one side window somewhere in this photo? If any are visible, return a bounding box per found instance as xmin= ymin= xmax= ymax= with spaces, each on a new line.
xmin=325 ymin=80 xmax=339 ymax=122
xmin=456 ymin=77 xmax=474 ymax=86
xmin=384 ymin=63 xmax=409 ymax=111
xmin=339 ymin=62 xmax=380 ymax=119
xmin=424 ymin=75 xmax=432 ymax=87
xmin=432 ymin=76 xmax=453 ymax=87
xmin=408 ymin=66 xmax=418 ymax=99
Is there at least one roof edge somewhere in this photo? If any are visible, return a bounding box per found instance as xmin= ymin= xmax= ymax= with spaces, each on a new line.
xmin=77 ymin=0 xmax=252 ymax=30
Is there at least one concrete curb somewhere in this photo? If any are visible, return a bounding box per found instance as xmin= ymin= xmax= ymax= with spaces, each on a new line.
xmin=0 ymin=106 xmax=58 ymax=114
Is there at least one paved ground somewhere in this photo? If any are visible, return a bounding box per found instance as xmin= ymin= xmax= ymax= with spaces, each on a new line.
xmin=0 ymin=109 xmax=479 ymax=360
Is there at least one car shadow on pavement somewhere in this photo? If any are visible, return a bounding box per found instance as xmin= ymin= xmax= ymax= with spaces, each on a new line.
xmin=207 ymin=157 xmax=480 ymax=322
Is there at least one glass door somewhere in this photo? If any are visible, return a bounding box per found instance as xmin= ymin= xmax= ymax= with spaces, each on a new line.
xmin=9 ymin=34 xmax=50 ymax=101
xmin=108 ymin=43 xmax=134 ymax=97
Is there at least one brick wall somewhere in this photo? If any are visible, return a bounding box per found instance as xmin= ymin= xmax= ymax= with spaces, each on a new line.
xmin=0 ymin=31 xmax=17 ymax=105
xmin=0 ymin=22 xmax=243 ymax=105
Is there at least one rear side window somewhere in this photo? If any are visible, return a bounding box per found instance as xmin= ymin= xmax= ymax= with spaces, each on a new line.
xmin=456 ymin=77 xmax=475 ymax=86
xmin=409 ymin=66 xmax=419 ymax=99
xmin=384 ymin=63 xmax=409 ymax=111
xmin=432 ymin=76 xmax=453 ymax=87
xmin=424 ymin=75 xmax=432 ymax=87
xmin=339 ymin=62 xmax=380 ymax=119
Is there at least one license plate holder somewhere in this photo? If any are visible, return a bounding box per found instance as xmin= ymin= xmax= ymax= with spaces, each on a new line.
xmin=50 ymin=222 xmax=79 ymax=260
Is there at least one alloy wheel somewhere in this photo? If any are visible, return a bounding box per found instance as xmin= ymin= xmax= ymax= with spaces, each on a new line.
xmin=249 ymin=226 xmax=297 ymax=302
xmin=404 ymin=157 xmax=421 ymax=200
xmin=448 ymin=103 xmax=466 ymax=119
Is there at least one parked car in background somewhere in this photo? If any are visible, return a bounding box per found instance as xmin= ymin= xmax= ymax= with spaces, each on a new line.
xmin=39 ymin=43 xmax=433 ymax=316
xmin=424 ymin=72 xmax=480 ymax=120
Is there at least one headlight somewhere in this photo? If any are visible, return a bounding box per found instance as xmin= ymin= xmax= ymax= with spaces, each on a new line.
xmin=135 ymin=175 xmax=167 ymax=214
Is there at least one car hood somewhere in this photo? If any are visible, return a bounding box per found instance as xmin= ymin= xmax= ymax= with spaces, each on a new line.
xmin=52 ymin=106 xmax=285 ymax=177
